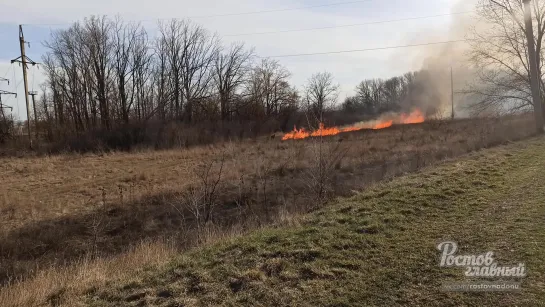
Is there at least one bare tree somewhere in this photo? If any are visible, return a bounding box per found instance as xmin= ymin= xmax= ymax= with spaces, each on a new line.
xmin=180 ymin=22 xmax=220 ymax=123
xmin=38 ymin=15 xmax=301 ymax=147
xmin=214 ymin=43 xmax=254 ymax=121
xmin=112 ymin=18 xmax=148 ymax=124
xmin=86 ymin=16 xmax=114 ymax=130
xmin=152 ymin=29 xmax=171 ymax=120
xmin=43 ymin=22 xmax=91 ymax=132
xmin=158 ymin=19 xmax=186 ymax=120
xmin=304 ymin=72 xmax=339 ymax=122
xmin=468 ymin=0 xmax=545 ymax=116
xmin=131 ymin=28 xmax=154 ymax=121
xmin=244 ymin=59 xmax=297 ymax=118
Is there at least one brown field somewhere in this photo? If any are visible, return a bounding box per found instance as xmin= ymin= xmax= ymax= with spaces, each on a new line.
xmin=0 ymin=114 xmax=537 ymax=306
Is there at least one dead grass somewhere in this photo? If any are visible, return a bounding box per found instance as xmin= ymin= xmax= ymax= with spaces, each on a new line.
xmin=0 ymin=211 xmax=305 ymax=307
xmin=0 ymin=241 xmax=176 ymax=307
xmin=79 ymin=135 xmax=545 ymax=306
xmin=0 ymin=114 xmax=538 ymax=305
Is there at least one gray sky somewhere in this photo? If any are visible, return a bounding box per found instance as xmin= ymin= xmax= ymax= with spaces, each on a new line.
xmin=0 ymin=0 xmax=473 ymax=120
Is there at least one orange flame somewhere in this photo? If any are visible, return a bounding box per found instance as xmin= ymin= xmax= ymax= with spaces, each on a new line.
xmin=373 ymin=120 xmax=393 ymax=130
xmin=311 ymin=123 xmax=341 ymax=137
xmin=400 ymin=109 xmax=425 ymax=124
xmin=282 ymin=109 xmax=425 ymax=141
xmin=282 ymin=126 xmax=310 ymax=140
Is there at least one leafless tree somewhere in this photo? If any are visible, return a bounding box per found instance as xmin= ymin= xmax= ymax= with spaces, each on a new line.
xmin=131 ymin=29 xmax=154 ymax=121
xmin=112 ymin=18 xmax=149 ymax=124
xmin=244 ymin=59 xmax=297 ymax=118
xmin=152 ymin=29 xmax=171 ymax=120
xmin=43 ymin=22 xmax=91 ymax=132
xmin=304 ymin=72 xmax=339 ymax=122
xmin=214 ymin=43 xmax=254 ymax=121
xmin=85 ymin=16 xmax=114 ymax=130
xmin=38 ymin=16 xmax=305 ymax=147
xmin=180 ymin=22 xmax=220 ymax=123
xmin=468 ymin=0 xmax=545 ymax=115
xmin=158 ymin=20 xmax=185 ymax=120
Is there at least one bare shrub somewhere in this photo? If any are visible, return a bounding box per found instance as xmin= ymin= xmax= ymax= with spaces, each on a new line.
xmin=172 ymin=150 xmax=226 ymax=239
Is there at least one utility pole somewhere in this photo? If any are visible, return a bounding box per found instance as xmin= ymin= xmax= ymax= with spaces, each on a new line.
xmin=29 ymin=91 xmax=39 ymax=140
xmin=523 ymin=0 xmax=545 ymax=133
xmin=11 ymin=25 xmax=39 ymax=148
xmin=0 ymin=90 xmax=17 ymax=104
xmin=0 ymin=103 xmax=14 ymax=117
xmin=0 ymin=90 xmax=17 ymax=102
xmin=0 ymin=90 xmax=17 ymax=121
xmin=451 ymin=66 xmax=455 ymax=120
xmin=0 ymin=78 xmax=15 ymax=121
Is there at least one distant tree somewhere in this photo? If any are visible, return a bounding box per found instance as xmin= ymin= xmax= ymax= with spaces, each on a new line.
xmin=213 ymin=43 xmax=254 ymax=121
xmin=243 ymin=59 xmax=297 ymax=118
xmin=354 ymin=80 xmax=382 ymax=115
xmin=0 ymin=108 xmax=14 ymax=144
xmin=304 ymin=72 xmax=339 ymax=121
xmin=179 ymin=22 xmax=220 ymax=123
xmin=112 ymin=18 xmax=150 ymax=124
xmin=86 ymin=16 xmax=114 ymax=130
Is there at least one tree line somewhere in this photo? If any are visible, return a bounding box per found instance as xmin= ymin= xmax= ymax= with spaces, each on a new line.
xmin=39 ymin=17 xmax=301 ymax=133
xmin=340 ymin=71 xmax=444 ymax=117
xmin=2 ymin=15 xmax=433 ymax=149
xmin=3 ymin=1 xmax=545 ymax=148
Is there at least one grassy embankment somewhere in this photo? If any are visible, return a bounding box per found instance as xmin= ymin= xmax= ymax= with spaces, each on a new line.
xmin=78 ymin=137 xmax=545 ymax=306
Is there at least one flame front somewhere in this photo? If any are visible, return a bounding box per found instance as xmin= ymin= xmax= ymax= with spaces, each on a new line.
xmin=282 ymin=109 xmax=425 ymax=141
xmin=282 ymin=127 xmax=310 ymax=140
xmin=372 ymin=120 xmax=393 ymax=130
xmin=400 ymin=109 xmax=425 ymax=124
xmin=311 ymin=123 xmax=341 ymax=137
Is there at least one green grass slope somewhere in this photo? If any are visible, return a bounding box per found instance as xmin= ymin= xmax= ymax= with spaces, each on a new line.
xmin=87 ymin=137 xmax=545 ymax=307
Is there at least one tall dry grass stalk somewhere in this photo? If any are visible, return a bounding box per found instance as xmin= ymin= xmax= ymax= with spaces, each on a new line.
xmin=0 ymin=241 xmax=175 ymax=307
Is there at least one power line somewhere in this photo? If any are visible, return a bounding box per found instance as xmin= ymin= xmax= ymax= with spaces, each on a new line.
xmin=12 ymin=67 xmax=17 ymax=89
xmin=31 ymin=65 xmax=36 ymax=92
xmin=226 ymin=11 xmax=474 ymax=37
xmin=13 ymin=68 xmax=21 ymax=116
xmin=260 ymin=39 xmax=468 ymax=58
xmin=189 ymin=0 xmax=373 ymax=19
xmin=1 ymin=64 xmax=13 ymax=80
xmin=22 ymin=0 xmax=374 ymax=26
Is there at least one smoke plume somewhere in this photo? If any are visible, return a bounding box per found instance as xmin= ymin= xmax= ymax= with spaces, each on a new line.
xmin=396 ymin=0 xmax=479 ymax=118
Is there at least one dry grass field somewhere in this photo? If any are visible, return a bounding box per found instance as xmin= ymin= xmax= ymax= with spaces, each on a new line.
xmin=78 ymin=134 xmax=545 ymax=307
xmin=0 ymin=114 xmax=537 ymax=306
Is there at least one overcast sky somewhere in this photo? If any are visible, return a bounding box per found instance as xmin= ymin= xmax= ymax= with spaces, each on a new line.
xmin=0 ymin=0 xmax=474 ymax=119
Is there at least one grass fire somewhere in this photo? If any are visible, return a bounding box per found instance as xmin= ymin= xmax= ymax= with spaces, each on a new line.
xmin=282 ymin=109 xmax=426 ymax=140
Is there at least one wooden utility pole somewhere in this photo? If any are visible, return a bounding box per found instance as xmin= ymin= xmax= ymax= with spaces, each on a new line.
xmin=19 ymin=25 xmax=32 ymax=147
xmin=29 ymin=91 xmax=39 ymax=140
xmin=523 ymin=0 xmax=545 ymax=133
xmin=451 ymin=66 xmax=455 ymax=120
xmin=11 ymin=25 xmax=38 ymax=148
